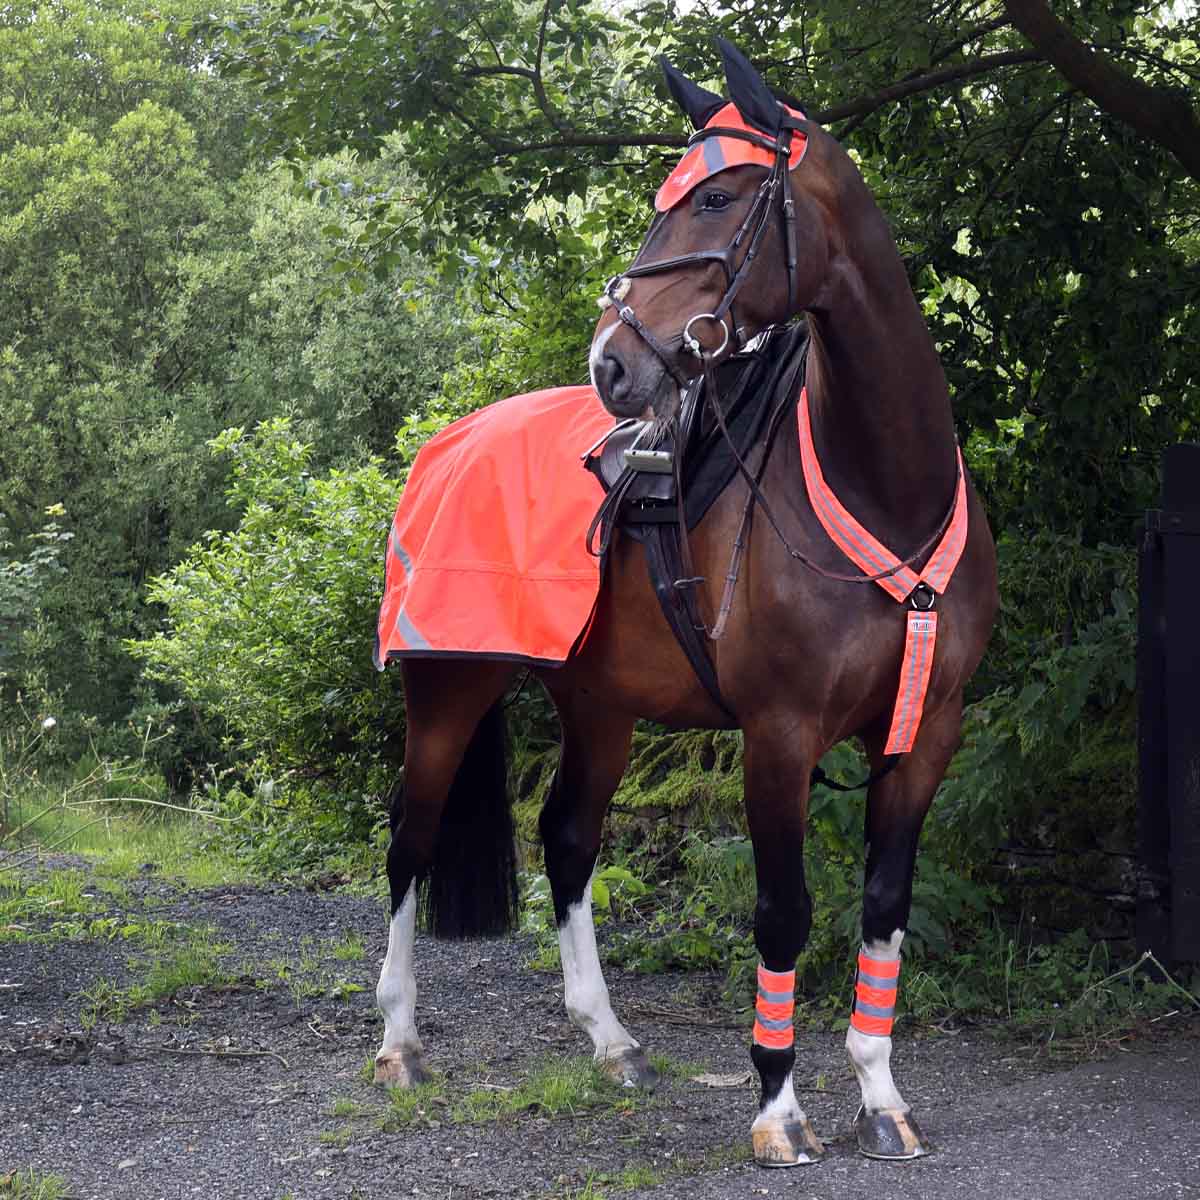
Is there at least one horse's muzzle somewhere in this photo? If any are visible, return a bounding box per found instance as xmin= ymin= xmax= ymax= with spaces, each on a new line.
xmin=592 ymin=339 xmax=683 ymax=423
xmin=591 ymin=349 xmax=647 ymax=419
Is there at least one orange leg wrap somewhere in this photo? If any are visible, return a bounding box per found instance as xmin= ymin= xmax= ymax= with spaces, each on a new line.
xmin=850 ymin=951 xmax=900 ymax=1037
xmin=753 ymin=963 xmax=795 ymax=1050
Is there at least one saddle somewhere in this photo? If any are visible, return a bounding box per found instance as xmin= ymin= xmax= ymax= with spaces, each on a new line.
xmin=584 ymin=324 xmax=810 ymax=719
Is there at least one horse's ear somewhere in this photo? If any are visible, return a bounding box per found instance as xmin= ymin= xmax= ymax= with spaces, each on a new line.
xmin=660 ymin=57 xmax=726 ymax=131
xmin=716 ymin=38 xmax=780 ymax=135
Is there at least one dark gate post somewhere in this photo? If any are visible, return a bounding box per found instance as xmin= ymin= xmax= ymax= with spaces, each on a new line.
xmin=1139 ymin=443 xmax=1200 ymax=964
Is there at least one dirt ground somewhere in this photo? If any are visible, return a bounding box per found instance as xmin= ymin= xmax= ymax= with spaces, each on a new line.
xmin=3 ymin=862 xmax=1199 ymax=1200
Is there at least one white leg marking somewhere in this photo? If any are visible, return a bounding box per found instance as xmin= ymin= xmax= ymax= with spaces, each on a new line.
xmin=588 ymin=320 xmax=620 ymax=395
xmin=845 ymin=929 xmax=907 ymax=1113
xmin=752 ymin=1073 xmax=809 ymax=1129
xmin=559 ymin=878 xmax=638 ymax=1060
xmin=376 ymin=884 xmax=421 ymax=1057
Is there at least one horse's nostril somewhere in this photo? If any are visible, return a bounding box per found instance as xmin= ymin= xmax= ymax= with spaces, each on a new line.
xmin=592 ymin=350 xmax=624 ymax=400
xmin=594 ymin=352 xmax=632 ymax=410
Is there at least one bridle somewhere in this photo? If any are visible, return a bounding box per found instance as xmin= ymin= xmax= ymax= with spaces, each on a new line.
xmin=593 ymin=104 xmax=961 ymax=643
xmin=598 ymin=114 xmax=808 ymax=381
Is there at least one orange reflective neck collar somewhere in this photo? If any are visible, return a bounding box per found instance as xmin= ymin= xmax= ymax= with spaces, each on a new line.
xmin=797 ymin=387 xmax=969 ymax=754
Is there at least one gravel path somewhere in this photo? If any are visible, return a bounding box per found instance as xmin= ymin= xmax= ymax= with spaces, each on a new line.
xmin=3 ymin=866 xmax=1198 ymax=1199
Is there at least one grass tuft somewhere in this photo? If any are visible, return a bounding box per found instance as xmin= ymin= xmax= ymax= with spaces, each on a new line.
xmin=77 ymin=927 xmax=236 ymax=1026
xmin=379 ymin=1078 xmax=449 ymax=1130
xmin=329 ymin=933 xmax=366 ymax=961
xmin=0 ymin=1169 xmax=68 ymax=1200
xmin=377 ymin=1058 xmax=647 ymax=1131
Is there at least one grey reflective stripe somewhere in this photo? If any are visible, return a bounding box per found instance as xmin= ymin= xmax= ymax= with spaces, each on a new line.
xmin=389 ymin=532 xmax=431 ymax=651
xmin=857 ymin=970 xmax=898 ymax=990
xmin=701 ymin=134 xmax=726 ymax=175
xmin=390 ymin=529 xmax=413 ymax=573
xmin=753 ymin=1015 xmax=792 ymax=1032
xmin=757 ymin=987 xmax=794 ymax=1005
xmin=854 ymin=1001 xmax=895 ymax=1019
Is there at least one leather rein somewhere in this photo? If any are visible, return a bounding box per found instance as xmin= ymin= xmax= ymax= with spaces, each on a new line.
xmin=597 ymin=112 xmax=961 ymax=642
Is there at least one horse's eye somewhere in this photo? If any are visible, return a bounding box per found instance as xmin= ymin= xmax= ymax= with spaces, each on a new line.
xmin=699 ymin=191 xmax=732 ymax=212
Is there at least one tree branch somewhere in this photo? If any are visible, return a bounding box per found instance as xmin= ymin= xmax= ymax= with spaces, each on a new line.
xmin=1003 ymin=0 xmax=1200 ymax=180
xmin=477 ymin=50 xmax=1048 ymax=156
xmin=817 ymin=48 xmax=1043 ymax=124
xmin=926 ymin=13 xmax=1011 ymax=68
xmin=463 ymin=64 xmax=537 ymax=81
xmin=531 ymin=0 xmax=568 ymax=133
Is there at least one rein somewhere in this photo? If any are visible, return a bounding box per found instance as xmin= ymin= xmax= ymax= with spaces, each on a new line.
xmin=599 ymin=110 xmax=960 ymax=640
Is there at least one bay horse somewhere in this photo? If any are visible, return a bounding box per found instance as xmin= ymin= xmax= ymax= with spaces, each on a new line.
xmin=373 ymin=40 xmax=997 ymax=1167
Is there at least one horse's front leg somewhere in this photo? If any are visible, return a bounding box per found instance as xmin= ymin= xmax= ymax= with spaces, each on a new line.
xmin=743 ymin=726 xmax=826 ymax=1167
xmin=847 ymin=696 xmax=964 ymax=1159
xmin=539 ymin=694 xmax=657 ymax=1088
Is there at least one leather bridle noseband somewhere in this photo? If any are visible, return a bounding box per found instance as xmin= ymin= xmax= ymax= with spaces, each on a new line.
xmin=598 ymin=115 xmax=808 ymax=382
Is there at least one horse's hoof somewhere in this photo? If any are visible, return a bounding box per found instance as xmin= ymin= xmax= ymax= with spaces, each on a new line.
xmin=751 ymin=1118 xmax=826 ymax=1167
xmin=598 ymin=1047 xmax=659 ymax=1090
xmin=854 ymin=1106 xmax=930 ymax=1159
xmin=373 ymin=1047 xmax=431 ymax=1088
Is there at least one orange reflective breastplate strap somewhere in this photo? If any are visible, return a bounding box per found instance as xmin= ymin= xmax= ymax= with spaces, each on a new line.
xmin=797 ymin=388 xmax=969 ymax=754
xmin=752 ymin=964 xmax=796 ymax=1050
xmin=850 ymin=951 xmax=900 ymax=1038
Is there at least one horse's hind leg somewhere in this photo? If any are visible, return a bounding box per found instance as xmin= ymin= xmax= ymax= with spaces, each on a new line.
xmin=537 ymin=687 xmax=656 ymax=1087
xmin=846 ymin=695 xmax=963 ymax=1159
xmin=742 ymin=721 xmax=826 ymax=1167
xmin=374 ymin=657 xmax=518 ymax=1086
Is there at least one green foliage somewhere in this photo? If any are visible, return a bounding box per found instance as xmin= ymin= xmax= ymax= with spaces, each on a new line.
xmin=0 ymin=514 xmax=72 ymax=683
xmin=132 ymin=418 xmax=405 ymax=871
xmin=904 ymin=933 xmax=1198 ymax=1045
xmin=0 ymin=1169 xmax=68 ymax=1200
xmin=379 ymin=1058 xmax=640 ymax=1130
xmin=204 ymin=0 xmax=1199 ymax=543
xmin=938 ymin=534 xmax=1137 ymax=924
xmin=0 ymin=0 xmax=463 ymax=761
xmin=0 ymin=0 xmax=256 ymax=733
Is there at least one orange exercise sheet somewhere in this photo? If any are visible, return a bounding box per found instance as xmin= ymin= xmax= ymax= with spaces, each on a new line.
xmin=374 ymin=385 xmax=613 ymax=668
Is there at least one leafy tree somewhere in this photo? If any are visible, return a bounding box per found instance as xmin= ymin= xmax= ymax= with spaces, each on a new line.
xmin=0 ymin=512 xmax=72 ymax=695
xmin=0 ymin=0 xmax=462 ymax=755
xmin=203 ymin=0 xmax=1199 ymax=540
xmin=131 ymin=419 xmax=405 ymax=867
xmin=133 ymin=420 xmax=404 ymax=776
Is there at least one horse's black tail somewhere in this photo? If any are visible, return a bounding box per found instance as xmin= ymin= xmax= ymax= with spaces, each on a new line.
xmin=419 ymin=700 xmax=520 ymax=939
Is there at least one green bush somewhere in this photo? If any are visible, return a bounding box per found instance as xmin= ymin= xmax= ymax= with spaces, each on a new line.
xmin=131 ymin=418 xmax=406 ymax=868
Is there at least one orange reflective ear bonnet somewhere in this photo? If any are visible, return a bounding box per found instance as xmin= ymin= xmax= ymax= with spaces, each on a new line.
xmin=655 ymin=102 xmax=809 ymax=213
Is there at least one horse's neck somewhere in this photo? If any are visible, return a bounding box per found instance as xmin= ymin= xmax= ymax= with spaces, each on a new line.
xmin=804 ymin=178 xmax=958 ymax=540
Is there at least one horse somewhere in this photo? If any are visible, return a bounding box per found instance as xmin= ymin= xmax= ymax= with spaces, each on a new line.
xmin=372 ymin=39 xmax=997 ymax=1168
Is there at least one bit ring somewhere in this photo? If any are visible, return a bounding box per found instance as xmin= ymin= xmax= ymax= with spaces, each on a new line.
xmin=682 ymin=312 xmax=730 ymax=359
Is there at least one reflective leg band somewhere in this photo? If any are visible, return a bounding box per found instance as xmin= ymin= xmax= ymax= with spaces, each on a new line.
xmin=753 ymin=964 xmax=795 ymax=1050
xmin=850 ymin=951 xmax=900 ymax=1037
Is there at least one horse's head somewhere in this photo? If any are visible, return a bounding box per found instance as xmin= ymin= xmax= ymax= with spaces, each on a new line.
xmin=591 ymin=40 xmax=834 ymax=421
